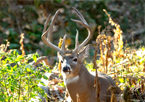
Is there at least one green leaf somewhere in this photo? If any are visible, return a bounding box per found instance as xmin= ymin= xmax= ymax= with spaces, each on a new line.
xmin=42 ymin=75 xmax=48 ymax=80
xmin=6 ymin=64 xmax=11 ymax=70
xmin=119 ymin=78 xmax=124 ymax=83
xmin=10 ymin=86 xmax=15 ymax=92
xmin=15 ymin=55 xmax=24 ymax=61
xmin=26 ymin=68 xmax=31 ymax=72
xmin=33 ymin=54 xmax=37 ymax=62
xmin=0 ymin=97 xmax=5 ymax=101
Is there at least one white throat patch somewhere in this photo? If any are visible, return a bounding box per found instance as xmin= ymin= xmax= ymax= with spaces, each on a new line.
xmin=64 ymin=75 xmax=79 ymax=85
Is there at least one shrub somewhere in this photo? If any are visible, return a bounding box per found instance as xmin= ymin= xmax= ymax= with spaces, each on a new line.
xmin=0 ymin=49 xmax=49 ymax=102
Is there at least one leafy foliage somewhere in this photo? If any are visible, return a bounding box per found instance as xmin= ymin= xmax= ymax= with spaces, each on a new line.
xmin=0 ymin=50 xmax=49 ymax=101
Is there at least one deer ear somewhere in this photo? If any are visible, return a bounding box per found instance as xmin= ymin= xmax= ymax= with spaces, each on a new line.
xmin=78 ymin=45 xmax=89 ymax=63
xmin=57 ymin=52 xmax=62 ymax=60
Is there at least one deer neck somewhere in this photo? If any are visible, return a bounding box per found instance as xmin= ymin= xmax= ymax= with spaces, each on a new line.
xmin=64 ymin=64 xmax=95 ymax=102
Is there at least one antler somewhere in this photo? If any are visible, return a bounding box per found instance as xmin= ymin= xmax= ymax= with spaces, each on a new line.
xmin=41 ymin=9 xmax=62 ymax=52
xmin=72 ymin=7 xmax=92 ymax=52
xmin=42 ymin=8 xmax=92 ymax=54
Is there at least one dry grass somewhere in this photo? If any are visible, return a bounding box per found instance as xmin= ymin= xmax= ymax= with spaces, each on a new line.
xmin=92 ymin=9 xmax=145 ymax=101
xmin=19 ymin=33 xmax=25 ymax=56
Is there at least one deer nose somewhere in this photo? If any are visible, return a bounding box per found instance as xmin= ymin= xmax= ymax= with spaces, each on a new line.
xmin=63 ymin=66 xmax=70 ymax=72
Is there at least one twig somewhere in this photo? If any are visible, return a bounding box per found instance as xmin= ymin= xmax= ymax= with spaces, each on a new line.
xmin=124 ymin=29 xmax=145 ymax=42
xmin=29 ymin=56 xmax=52 ymax=68
xmin=111 ymin=59 xmax=129 ymax=68
xmin=93 ymin=42 xmax=100 ymax=102
xmin=108 ymin=86 xmax=117 ymax=102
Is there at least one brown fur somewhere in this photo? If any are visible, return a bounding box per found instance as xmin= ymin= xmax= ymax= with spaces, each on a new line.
xmin=58 ymin=47 xmax=121 ymax=102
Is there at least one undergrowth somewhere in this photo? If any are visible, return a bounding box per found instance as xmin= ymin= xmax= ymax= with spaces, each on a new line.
xmin=0 ymin=35 xmax=49 ymax=102
xmin=0 ymin=8 xmax=145 ymax=102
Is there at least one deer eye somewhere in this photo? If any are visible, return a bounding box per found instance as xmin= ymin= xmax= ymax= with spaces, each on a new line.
xmin=61 ymin=60 xmax=63 ymax=63
xmin=73 ymin=58 xmax=77 ymax=62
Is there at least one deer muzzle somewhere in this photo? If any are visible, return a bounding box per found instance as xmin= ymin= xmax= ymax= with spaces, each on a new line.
xmin=62 ymin=66 xmax=71 ymax=74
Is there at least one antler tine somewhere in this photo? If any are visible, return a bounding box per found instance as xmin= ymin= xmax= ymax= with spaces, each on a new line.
xmin=43 ymin=14 xmax=51 ymax=33
xmin=41 ymin=14 xmax=51 ymax=46
xmin=41 ymin=9 xmax=62 ymax=52
xmin=72 ymin=7 xmax=92 ymax=52
xmin=61 ymin=34 xmax=67 ymax=51
xmin=75 ymin=29 xmax=79 ymax=49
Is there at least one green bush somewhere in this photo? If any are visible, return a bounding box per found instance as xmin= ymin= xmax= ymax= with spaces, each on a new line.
xmin=0 ymin=50 xmax=49 ymax=102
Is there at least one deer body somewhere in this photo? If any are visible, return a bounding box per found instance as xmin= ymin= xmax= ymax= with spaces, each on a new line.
xmin=41 ymin=7 xmax=121 ymax=102
xmin=60 ymin=55 xmax=120 ymax=102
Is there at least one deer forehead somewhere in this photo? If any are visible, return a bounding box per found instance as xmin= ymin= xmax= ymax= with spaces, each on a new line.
xmin=61 ymin=56 xmax=77 ymax=67
xmin=60 ymin=54 xmax=77 ymax=60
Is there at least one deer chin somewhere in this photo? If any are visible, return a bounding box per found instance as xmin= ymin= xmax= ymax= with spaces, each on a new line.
xmin=63 ymin=71 xmax=71 ymax=74
xmin=62 ymin=71 xmax=72 ymax=79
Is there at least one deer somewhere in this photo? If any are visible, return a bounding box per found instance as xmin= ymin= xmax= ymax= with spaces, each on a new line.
xmin=41 ymin=7 xmax=121 ymax=102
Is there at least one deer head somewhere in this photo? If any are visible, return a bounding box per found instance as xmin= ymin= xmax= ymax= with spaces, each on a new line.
xmin=41 ymin=7 xmax=92 ymax=79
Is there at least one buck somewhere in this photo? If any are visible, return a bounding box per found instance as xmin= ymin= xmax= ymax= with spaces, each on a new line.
xmin=41 ymin=7 xmax=121 ymax=102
